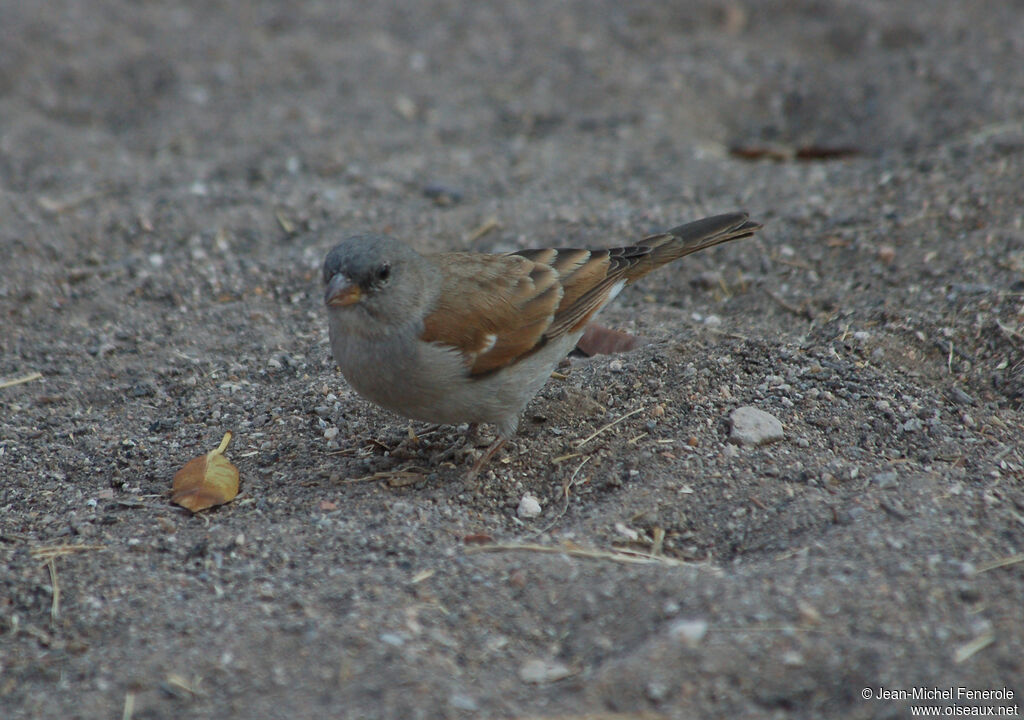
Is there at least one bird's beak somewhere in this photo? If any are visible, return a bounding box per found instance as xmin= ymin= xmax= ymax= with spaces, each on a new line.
xmin=324 ymin=274 xmax=362 ymax=307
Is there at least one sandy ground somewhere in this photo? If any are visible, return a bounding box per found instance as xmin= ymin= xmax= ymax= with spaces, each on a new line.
xmin=2 ymin=1 xmax=1023 ymax=718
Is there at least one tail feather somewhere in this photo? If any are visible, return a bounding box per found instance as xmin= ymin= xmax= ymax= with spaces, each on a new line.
xmin=642 ymin=212 xmax=761 ymax=270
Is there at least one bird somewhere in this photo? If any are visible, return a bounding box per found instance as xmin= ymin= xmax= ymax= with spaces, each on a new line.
xmin=323 ymin=212 xmax=761 ymax=478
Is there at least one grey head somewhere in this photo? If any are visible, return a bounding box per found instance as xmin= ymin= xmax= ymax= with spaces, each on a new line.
xmin=322 ymin=233 xmax=440 ymax=338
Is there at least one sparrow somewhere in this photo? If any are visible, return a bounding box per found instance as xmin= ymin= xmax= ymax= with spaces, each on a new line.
xmin=323 ymin=212 xmax=761 ymax=477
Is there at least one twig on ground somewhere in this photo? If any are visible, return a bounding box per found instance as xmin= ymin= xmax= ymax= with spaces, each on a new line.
xmin=954 ymin=633 xmax=994 ymax=664
xmin=973 ymin=553 xmax=1024 ymax=575
xmin=47 ymin=558 xmax=60 ymax=624
xmin=528 ymin=456 xmax=592 ymax=537
xmin=30 ymin=544 xmax=106 ymax=561
xmin=575 ymin=407 xmax=644 ymax=449
xmin=510 ymin=713 xmax=667 ymax=720
xmin=122 ymin=693 xmax=136 ymax=720
xmin=0 ymin=372 xmax=43 ymax=390
xmin=465 ymin=542 xmax=688 ymax=567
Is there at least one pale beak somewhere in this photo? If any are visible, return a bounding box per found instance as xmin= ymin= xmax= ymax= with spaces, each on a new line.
xmin=324 ymin=274 xmax=362 ymax=307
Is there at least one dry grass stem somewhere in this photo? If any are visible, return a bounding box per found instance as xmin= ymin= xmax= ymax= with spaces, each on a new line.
xmin=47 ymin=558 xmax=60 ymax=624
xmin=465 ymin=216 xmax=501 ymax=243
xmin=954 ymin=632 xmax=994 ymax=664
xmin=510 ymin=713 xmax=668 ymax=720
xmin=122 ymin=693 xmax=135 ymax=720
xmin=338 ymin=468 xmax=425 ymax=484
xmin=529 ymin=456 xmax=591 ymax=537
xmin=973 ymin=553 xmax=1024 ymax=574
xmin=465 ymin=542 xmax=688 ymax=567
xmin=31 ymin=544 xmax=106 ymax=561
xmin=575 ymin=407 xmax=644 ymax=449
xmin=0 ymin=372 xmax=43 ymax=390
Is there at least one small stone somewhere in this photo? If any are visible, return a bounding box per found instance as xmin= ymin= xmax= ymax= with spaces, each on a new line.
xmin=950 ymin=387 xmax=975 ymax=405
xmin=728 ymin=406 xmax=784 ymax=446
xmin=519 ymin=658 xmax=572 ymax=684
xmin=449 ymin=693 xmax=478 ymax=711
xmin=379 ymin=633 xmax=405 ymax=647
xmin=324 ymin=426 xmax=339 ymax=440
xmin=781 ymin=651 xmax=805 ymax=666
xmin=517 ymin=493 xmax=542 ymax=519
xmin=703 ymin=314 xmax=722 ymax=327
xmin=669 ymin=618 xmax=708 ymax=647
xmin=645 ymin=681 xmax=669 ymax=702
xmin=614 ymin=522 xmax=639 ymax=541
xmin=900 ymin=418 xmax=924 ymax=433
xmin=871 ymin=471 xmax=899 ymax=489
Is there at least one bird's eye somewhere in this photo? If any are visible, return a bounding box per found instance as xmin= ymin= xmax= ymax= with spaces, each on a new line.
xmin=376 ymin=263 xmax=391 ymax=283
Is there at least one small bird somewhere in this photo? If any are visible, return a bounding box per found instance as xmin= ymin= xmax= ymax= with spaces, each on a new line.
xmin=323 ymin=212 xmax=761 ymax=477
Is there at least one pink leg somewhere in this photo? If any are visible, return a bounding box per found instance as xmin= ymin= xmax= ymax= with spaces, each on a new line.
xmin=466 ymin=436 xmax=508 ymax=480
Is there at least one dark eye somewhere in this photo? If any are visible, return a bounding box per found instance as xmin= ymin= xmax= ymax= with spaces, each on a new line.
xmin=376 ymin=263 xmax=391 ymax=283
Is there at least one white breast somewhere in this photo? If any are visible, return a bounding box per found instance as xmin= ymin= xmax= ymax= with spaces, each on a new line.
xmin=330 ymin=323 xmax=580 ymax=436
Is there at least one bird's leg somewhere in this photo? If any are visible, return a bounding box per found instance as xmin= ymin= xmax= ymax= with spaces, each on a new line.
xmin=466 ymin=435 xmax=508 ymax=480
xmin=428 ymin=424 xmax=476 ymax=466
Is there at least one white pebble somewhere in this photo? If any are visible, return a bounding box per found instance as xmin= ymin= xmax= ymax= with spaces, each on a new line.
xmin=518 ymin=658 xmax=572 ymax=684
xmin=728 ymin=406 xmax=785 ymax=446
xmin=517 ymin=493 xmax=542 ymax=519
xmin=614 ymin=522 xmax=639 ymax=541
xmin=323 ymin=426 xmax=339 ymax=440
xmin=669 ymin=618 xmax=708 ymax=647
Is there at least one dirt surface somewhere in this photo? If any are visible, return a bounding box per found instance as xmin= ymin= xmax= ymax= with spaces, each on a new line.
xmin=2 ymin=1 xmax=1023 ymax=718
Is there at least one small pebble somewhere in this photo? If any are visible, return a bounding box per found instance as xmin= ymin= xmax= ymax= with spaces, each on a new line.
xmin=519 ymin=658 xmax=572 ymax=684
xmin=449 ymin=693 xmax=478 ymax=711
xmin=646 ymin=681 xmax=669 ymax=702
xmin=728 ymin=406 xmax=785 ymax=446
xmin=517 ymin=493 xmax=542 ymax=519
xmin=669 ymin=618 xmax=708 ymax=647
xmin=379 ymin=633 xmax=405 ymax=647
xmin=614 ymin=522 xmax=639 ymax=541
xmin=872 ymin=471 xmax=899 ymax=489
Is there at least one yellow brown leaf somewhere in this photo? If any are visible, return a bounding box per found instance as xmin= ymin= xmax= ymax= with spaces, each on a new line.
xmin=171 ymin=432 xmax=239 ymax=512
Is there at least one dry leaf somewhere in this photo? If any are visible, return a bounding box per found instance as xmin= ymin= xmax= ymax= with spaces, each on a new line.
xmin=171 ymin=432 xmax=239 ymax=512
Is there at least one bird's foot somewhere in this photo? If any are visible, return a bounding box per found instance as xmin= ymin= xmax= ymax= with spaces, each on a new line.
xmin=466 ymin=436 xmax=508 ymax=481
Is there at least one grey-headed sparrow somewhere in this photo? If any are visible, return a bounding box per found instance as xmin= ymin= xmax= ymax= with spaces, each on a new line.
xmin=323 ymin=212 xmax=760 ymax=477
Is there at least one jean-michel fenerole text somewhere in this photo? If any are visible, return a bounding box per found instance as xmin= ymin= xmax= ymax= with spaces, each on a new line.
xmin=873 ymin=687 xmax=1015 ymax=702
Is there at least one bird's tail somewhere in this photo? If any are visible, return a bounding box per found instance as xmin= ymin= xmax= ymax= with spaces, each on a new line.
xmin=641 ymin=212 xmax=761 ymax=270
